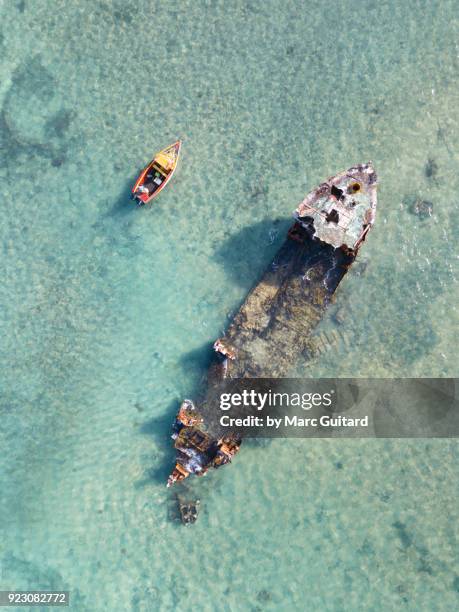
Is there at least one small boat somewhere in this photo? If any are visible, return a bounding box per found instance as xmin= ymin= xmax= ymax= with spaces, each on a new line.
xmin=132 ymin=140 xmax=181 ymax=204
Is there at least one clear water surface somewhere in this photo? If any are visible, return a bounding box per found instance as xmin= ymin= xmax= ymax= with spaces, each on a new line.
xmin=0 ymin=1 xmax=458 ymax=610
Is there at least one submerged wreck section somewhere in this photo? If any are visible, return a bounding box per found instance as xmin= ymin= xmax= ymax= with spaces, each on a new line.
xmin=167 ymin=399 xmax=240 ymax=487
xmin=167 ymin=163 xmax=378 ymax=488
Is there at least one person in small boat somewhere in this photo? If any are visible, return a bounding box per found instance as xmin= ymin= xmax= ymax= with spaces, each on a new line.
xmin=139 ymin=168 xmax=162 ymax=195
xmin=143 ymin=182 xmax=155 ymax=194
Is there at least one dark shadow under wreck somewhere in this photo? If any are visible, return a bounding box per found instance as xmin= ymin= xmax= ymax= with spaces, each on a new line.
xmin=167 ymin=163 xmax=378 ymax=489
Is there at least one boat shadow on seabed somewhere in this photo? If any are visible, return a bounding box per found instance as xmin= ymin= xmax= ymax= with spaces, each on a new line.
xmin=106 ymin=176 xmax=141 ymax=219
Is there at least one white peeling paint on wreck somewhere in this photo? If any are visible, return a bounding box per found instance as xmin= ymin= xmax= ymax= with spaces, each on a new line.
xmin=294 ymin=162 xmax=377 ymax=251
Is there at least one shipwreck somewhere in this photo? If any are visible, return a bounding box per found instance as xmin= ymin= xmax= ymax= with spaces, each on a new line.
xmin=167 ymin=163 xmax=378 ymax=488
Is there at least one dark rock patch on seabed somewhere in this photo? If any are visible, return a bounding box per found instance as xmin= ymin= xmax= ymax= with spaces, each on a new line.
xmin=51 ymin=156 xmax=66 ymax=167
xmin=403 ymin=193 xmax=433 ymax=220
xmin=392 ymin=520 xmax=413 ymax=549
xmin=96 ymin=2 xmax=136 ymax=26
xmin=424 ymin=157 xmax=439 ymax=180
xmin=391 ymin=523 xmax=441 ymax=578
xmin=257 ymin=590 xmax=272 ymax=603
xmin=46 ymin=108 xmax=75 ymax=139
xmin=1 ymin=57 xmax=76 ymax=168
xmin=410 ymin=198 xmax=433 ymax=220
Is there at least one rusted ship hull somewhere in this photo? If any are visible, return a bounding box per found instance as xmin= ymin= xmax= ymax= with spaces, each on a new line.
xmin=167 ymin=163 xmax=378 ymax=487
xmin=210 ymin=225 xmax=354 ymax=381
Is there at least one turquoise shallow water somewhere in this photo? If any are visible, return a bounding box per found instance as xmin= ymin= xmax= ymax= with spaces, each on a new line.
xmin=1 ymin=0 xmax=458 ymax=610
